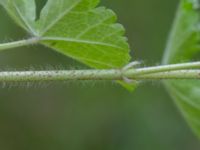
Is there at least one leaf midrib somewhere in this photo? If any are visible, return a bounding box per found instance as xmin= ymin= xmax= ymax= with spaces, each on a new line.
xmin=13 ymin=2 xmax=37 ymax=35
xmin=38 ymin=0 xmax=81 ymax=36
xmin=41 ymin=37 xmax=127 ymax=51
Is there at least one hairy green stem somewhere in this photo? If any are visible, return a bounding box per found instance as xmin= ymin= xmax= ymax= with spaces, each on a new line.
xmin=0 ymin=66 xmax=199 ymax=82
xmin=1 ymin=39 xmax=200 ymax=82
xmin=137 ymin=70 xmax=200 ymax=79
xmin=124 ymin=61 xmax=200 ymax=76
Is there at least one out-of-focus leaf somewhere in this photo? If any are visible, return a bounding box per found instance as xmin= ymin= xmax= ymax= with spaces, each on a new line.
xmin=163 ymin=0 xmax=200 ymax=136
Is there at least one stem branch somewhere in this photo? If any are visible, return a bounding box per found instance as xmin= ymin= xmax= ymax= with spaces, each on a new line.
xmin=0 ymin=38 xmax=39 ymax=51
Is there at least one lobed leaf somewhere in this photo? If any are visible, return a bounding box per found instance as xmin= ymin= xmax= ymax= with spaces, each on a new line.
xmin=163 ymin=0 xmax=200 ymax=136
xmin=41 ymin=6 xmax=130 ymax=68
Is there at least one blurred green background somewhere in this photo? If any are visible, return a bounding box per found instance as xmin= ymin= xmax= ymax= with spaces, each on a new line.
xmin=0 ymin=0 xmax=200 ymax=149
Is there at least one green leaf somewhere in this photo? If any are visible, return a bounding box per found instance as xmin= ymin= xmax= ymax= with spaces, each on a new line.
xmin=0 ymin=0 xmax=37 ymax=34
xmin=40 ymin=6 xmax=130 ymax=68
xmin=0 ymin=0 xmax=134 ymax=89
xmin=163 ymin=0 xmax=200 ymax=136
xmin=36 ymin=0 xmax=99 ymax=35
